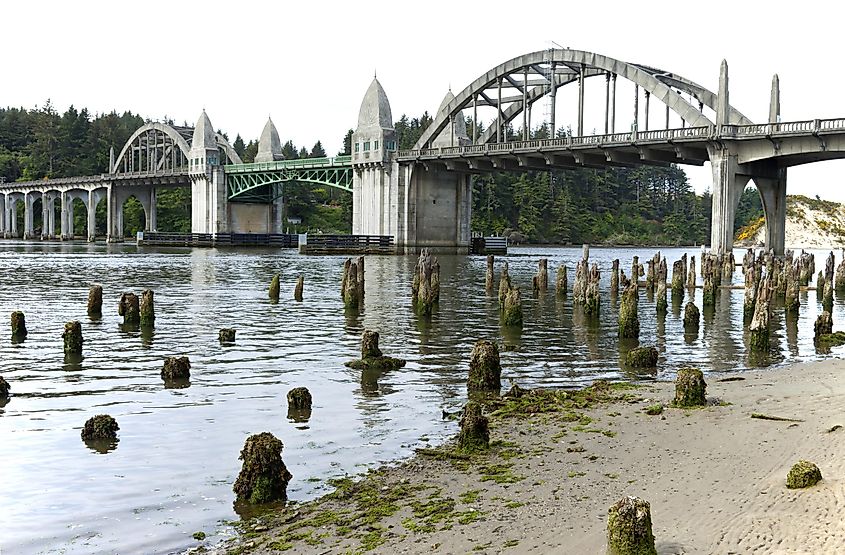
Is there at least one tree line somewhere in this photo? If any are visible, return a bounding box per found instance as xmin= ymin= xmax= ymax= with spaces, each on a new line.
xmin=0 ymin=102 xmax=762 ymax=243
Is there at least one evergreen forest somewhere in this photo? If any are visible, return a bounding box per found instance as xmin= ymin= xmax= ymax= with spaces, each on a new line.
xmin=0 ymin=102 xmax=762 ymax=244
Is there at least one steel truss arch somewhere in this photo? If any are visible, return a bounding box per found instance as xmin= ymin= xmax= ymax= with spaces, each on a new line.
xmin=415 ymin=49 xmax=753 ymax=149
xmin=112 ymin=123 xmax=192 ymax=174
xmin=226 ymin=167 xmax=353 ymax=201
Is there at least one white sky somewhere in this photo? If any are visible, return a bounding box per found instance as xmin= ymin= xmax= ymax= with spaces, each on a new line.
xmin=2 ymin=0 xmax=845 ymax=199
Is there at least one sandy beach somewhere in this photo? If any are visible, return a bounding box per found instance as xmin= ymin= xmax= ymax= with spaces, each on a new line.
xmin=214 ymin=358 xmax=845 ymax=555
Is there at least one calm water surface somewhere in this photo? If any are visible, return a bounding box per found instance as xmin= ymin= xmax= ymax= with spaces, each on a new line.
xmin=1 ymin=242 xmax=843 ymax=554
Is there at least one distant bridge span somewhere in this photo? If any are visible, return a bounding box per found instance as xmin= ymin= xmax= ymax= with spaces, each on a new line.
xmin=1 ymin=48 xmax=843 ymax=253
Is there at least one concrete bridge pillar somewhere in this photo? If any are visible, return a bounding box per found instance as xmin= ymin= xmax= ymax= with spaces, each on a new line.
xmin=41 ymin=192 xmax=50 ymax=240
xmin=88 ymin=189 xmax=101 ymax=241
xmin=148 ymin=187 xmax=157 ymax=232
xmin=60 ymin=192 xmax=71 ymax=240
xmin=755 ymin=169 xmax=787 ymax=255
xmin=106 ymin=183 xmax=123 ymax=243
xmin=0 ymin=194 xmax=5 ymax=238
xmin=708 ymin=146 xmax=749 ymax=254
xmin=271 ymin=190 xmax=284 ymax=234
xmin=24 ymin=192 xmax=36 ymax=239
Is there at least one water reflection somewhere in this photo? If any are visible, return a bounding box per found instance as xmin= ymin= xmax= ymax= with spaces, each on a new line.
xmin=83 ymin=437 xmax=119 ymax=454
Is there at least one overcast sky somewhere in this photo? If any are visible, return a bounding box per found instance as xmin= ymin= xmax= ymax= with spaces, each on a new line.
xmin=2 ymin=1 xmax=844 ymax=199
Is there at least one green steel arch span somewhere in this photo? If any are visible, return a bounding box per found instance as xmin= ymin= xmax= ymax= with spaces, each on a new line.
xmin=224 ymin=156 xmax=353 ymax=201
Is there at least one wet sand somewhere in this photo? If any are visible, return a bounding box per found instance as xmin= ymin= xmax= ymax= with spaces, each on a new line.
xmin=214 ymin=358 xmax=845 ymax=554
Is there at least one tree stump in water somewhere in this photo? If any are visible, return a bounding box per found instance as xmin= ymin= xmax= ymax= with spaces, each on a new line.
xmin=671 ymin=259 xmax=684 ymax=297
xmin=81 ymin=414 xmax=119 ymax=441
xmin=686 ymin=256 xmax=696 ymax=291
xmin=702 ymin=255 xmax=716 ymax=307
xmin=162 ymin=356 xmax=191 ymax=380
xmin=414 ymin=249 xmax=439 ymax=316
xmin=87 ymin=284 xmax=103 ymax=317
xmin=611 ymin=259 xmax=620 ymax=295
xmin=498 ymin=262 xmax=512 ymax=305
xmin=140 ymin=289 xmax=155 ymax=325
xmin=572 ymin=259 xmax=587 ymax=306
xmin=63 ymin=320 xmax=83 ymax=354
xmin=118 ymin=293 xmax=140 ymax=324
xmin=345 ymin=330 xmax=406 ymax=370
xmin=458 ymin=402 xmax=489 ymax=452
xmin=294 ymin=275 xmax=304 ymax=302
xmin=533 ymin=258 xmax=548 ymax=293
xmin=502 ymin=286 xmax=523 ymax=327
xmin=268 ymin=274 xmax=280 ymax=301
xmin=683 ymin=302 xmax=700 ymax=332
xmin=219 ymin=328 xmax=236 ymax=343
xmin=342 ymin=258 xmax=363 ymax=309
xmin=10 ymin=311 xmax=27 ymax=338
xmin=287 ymin=387 xmax=312 ymax=410
xmin=673 ymin=368 xmax=706 ymax=407
xmin=814 ymin=311 xmax=833 ymax=340
xmin=485 ymin=255 xmax=495 ymax=293
xmin=556 ymin=264 xmax=568 ymax=297
xmin=467 ymin=340 xmax=501 ymax=392
xmin=606 ymin=496 xmax=657 ymax=555
xmin=233 ymin=432 xmax=293 ymax=504
xmin=618 ymin=282 xmax=639 ymax=340
xmin=743 ymin=262 xmax=759 ymax=320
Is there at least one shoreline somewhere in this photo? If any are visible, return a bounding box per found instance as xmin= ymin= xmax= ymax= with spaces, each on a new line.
xmin=210 ymin=357 xmax=845 ymax=555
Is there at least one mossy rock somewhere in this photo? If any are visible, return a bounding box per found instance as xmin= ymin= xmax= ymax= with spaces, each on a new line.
xmin=644 ymin=404 xmax=663 ymax=416
xmin=162 ymin=356 xmax=191 ymax=380
xmin=786 ymin=460 xmax=822 ymax=489
xmin=626 ymin=346 xmax=658 ymax=368
xmin=606 ymin=496 xmax=657 ymax=555
xmin=287 ymin=387 xmax=312 ymax=410
xmin=219 ymin=328 xmax=236 ymax=343
xmin=233 ymin=432 xmax=292 ymax=504
xmin=458 ymin=402 xmax=489 ymax=452
xmin=673 ymin=368 xmax=706 ymax=407
xmin=818 ymin=331 xmax=845 ymax=346
xmin=81 ymin=414 xmax=119 ymax=441
xmin=467 ymin=340 xmax=502 ymax=392
xmin=0 ymin=376 xmax=10 ymax=398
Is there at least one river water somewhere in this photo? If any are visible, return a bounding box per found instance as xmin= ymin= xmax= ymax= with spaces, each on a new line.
xmin=1 ymin=243 xmax=842 ymax=554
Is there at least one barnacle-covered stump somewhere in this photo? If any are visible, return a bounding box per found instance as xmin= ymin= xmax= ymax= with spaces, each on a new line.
xmin=498 ymin=261 xmax=512 ymax=305
xmin=345 ymin=330 xmax=406 ymax=370
xmin=81 ymin=414 xmax=119 ymax=441
xmin=467 ymin=340 xmax=501 ymax=392
xmin=162 ymin=356 xmax=191 ymax=380
xmin=786 ymin=460 xmax=822 ymax=489
xmin=606 ymin=496 xmax=657 ymax=555
xmin=671 ymin=259 xmax=684 ymax=297
xmin=814 ymin=311 xmax=833 ymax=340
xmin=485 ymin=255 xmax=495 ymax=293
xmin=233 ymin=432 xmax=293 ymax=504
xmin=63 ymin=320 xmax=83 ymax=354
xmin=342 ymin=258 xmax=364 ymax=309
xmin=502 ymin=286 xmax=523 ymax=327
xmin=749 ymin=273 xmax=772 ymax=354
xmin=140 ymin=289 xmax=155 ymax=325
xmin=584 ymin=263 xmax=601 ymax=316
xmin=683 ymin=302 xmax=700 ymax=332
xmin=11 ymin=310 xmax=27 ymax=338
xmin=686 ymin=256 xmax=696 ymax=291
xmin=673 ymin=368 xmax=706 ymax=407
xmin=0 ymin=376 xmax=10 ymax=398
xmin=655 ymin=257 xmax=667 ymax=314
xmin=458 ymin=402 xmax=489 ymax=452
xmin=533 ymin=258 xmax=548 ymax=293
xmin=88 ymin=284 xmax=103 ymax=317
xmin=287 ymin=387 xmax=312 ymax=410
xmin=626 ymin=346 xmax=658 ymax=368
xmin=414 ymin=248 xmax=440 ymax=316
xmin=118 ymin=293 xmax=140 ymax=324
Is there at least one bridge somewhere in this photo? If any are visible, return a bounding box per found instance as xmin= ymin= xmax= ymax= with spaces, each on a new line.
xmin=1 ymin=48 xmax=843 ymax=254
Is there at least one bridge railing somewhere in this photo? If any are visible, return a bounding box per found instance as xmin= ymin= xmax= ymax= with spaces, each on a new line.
xmin=224 ymin=156 xmax=352 ymax=174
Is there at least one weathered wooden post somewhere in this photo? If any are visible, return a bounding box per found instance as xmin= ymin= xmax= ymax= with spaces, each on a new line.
xmin=785 ymin=259 xmax=799 ymax=314
xmin=10 ymin=311 xmax=27 ymax=338
xmin=294 ymin=276 xmax=304 ymax=302
xmin=345 ymin=329 xmax=406 ymax=370
xmin=686 ymin=256 xmax=696 ymax=291
xmin=618 ymin=282 xmax=639 ymax=340
xmin=572 ymin=259 xmax=587 ymax=307
xmin=498 ymin=261 xmax=511 ymax=305
xmin=458 ymin=402 xmax=489 ymax=452
xmin=702 ymin=254 xmax=715 ymax=307
xmin=140 ymin=289 xmax=155 ymax=325
xmin=233 ymin=432 xmax=293 ymax=504
xmin=533 ymin=258 xmax=548 ymax=294
xmin=655 ymin=257 xmax=667 ymax=314
xmin=823 ymin=251 xmax=835 ymax=313
xmin=87 ymin=284 xmax=103 ymax=317
xmin=673 ymin=368 xmax=706 ymax=407
xmin=118 ymin=293 xmax=140 ymax=324
xmin=556 ymin=264 xmax=568 ymax=297
xmin=268 ymin=274 xmax=280 ymax=301
xmin=749 ymin=273 xmax=772 ymax=354
xmin=81 ymin=414 xmax=119 ymax=441
xmin=414 ymin=248 xmax=440 ymax=315
xmin=287 ymin=387 xmax=312 ymax=410
xmin=683 ymin=302 xmax=700 ymax=332
xmin=814 ymin=311 xmax=833 ymax=341
xmin=219 ymin=328 xmax=236 ymax=343
xmin=502 ymin=286 xmax=523 ymax=327
xmin=610 ymin=259 xmax=620 ymax=295
xmin=606 ymin=496 xmax=657 ymax=555
xmin=485 ymin=255 xmax=495 ymax=293
xmin=835 ymin=249 xmax=845 ymax=291
xmin=584 ymin=263 xmax=600 ymax=315
xmin=63 ymin=320 xmax=83 ymax=354
xmin=670 ymin=259 xmax=684 ymax=298
xmin=161 ymin=356 xmax=191 ymax=380
xmin=743 ymin=260 xmax=758 ymax=321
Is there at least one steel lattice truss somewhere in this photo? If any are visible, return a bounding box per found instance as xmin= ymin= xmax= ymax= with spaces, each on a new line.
xmin=224 ymin=157 xmax=353 ymax=201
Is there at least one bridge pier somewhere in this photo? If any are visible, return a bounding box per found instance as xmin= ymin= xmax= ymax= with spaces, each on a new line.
xmin=23 ymin=192 xmax=36 ymax=239
xmin=0 ymin=194 xmax=5 ymax=238
xmin=88 ymin=189 xmax=102 ymax=241
xmin=754 ymin=169 xmax=787 ymax=256
xmin=708 ymin=146 xmax=750 ymax=255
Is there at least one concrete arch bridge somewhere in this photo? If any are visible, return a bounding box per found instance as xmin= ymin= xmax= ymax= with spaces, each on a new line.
xmin=3 ymin=48 xmax=845 ymax=253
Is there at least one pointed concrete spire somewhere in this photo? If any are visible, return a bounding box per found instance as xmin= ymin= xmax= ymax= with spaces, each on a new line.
xmin=432 ymin=89 xmax=470 ymax=148
xmin=255 ymin=117 xmax=283 ymax=162
xmin=192 ymin=109 xmax=217 ymax=150
xmin=716 ymin=59 xmax=729 ymax=127
xmin=357 ymin=77 xmax=393 ymax=131
xmin=769 ymin=74 xmax=780 ymax=124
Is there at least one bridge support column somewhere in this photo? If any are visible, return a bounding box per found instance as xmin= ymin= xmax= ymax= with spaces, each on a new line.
xmin=755 ymin=169 xmax=787 ymax=256
xmin=24 ymin=192 xmax=35 ymax=239
xmin=191 ymin=167 xmax=228 ymax=234
xmin=708 ymin=146 xmax=749 ymax=254
xmin=147 ymin=187 xmax=157 ymax=232
xmin=60 ymin=192 xmax=71 ymax=240
xmin=271 ymin=188 xmax=284 ymax=234
xmin=0 ymin=194 xmax=5 ymax=238
xmin=106 ymin=183 xmax=123 ymax=243
xmin=88 ymin=190 xmax=99 ymax=242
xmin=41 ymin=192 xmax=50 ymax=240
